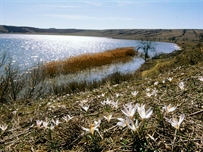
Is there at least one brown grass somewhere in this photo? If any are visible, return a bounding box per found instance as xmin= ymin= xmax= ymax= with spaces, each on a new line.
xmin=43 ymin=47 xmax=137 ymax=77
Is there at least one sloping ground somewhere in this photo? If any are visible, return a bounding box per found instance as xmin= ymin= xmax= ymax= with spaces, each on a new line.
xmin=0 ymin=47 xmax=203 ymax=151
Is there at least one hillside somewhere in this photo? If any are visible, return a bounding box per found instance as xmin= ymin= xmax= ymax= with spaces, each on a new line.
xmin=0 ymin=41 xmax=203 ymax=151
xmin=1 ymin=25 xmax=202 ymax=47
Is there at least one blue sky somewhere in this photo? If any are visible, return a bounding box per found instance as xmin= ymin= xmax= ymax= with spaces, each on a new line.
xmin=0 ymin=0 xmax=202 ymax=29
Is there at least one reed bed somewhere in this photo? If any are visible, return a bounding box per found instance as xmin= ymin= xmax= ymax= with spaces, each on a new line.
xmin=43 ymin=47 xmax=137 ymax=77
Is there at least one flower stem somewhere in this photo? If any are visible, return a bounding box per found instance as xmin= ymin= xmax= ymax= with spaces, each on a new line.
xmin=172 ymin=129 xmax=177 ymax=151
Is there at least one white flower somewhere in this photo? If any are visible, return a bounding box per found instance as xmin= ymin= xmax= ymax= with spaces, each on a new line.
xmin=146 ymin=88 xmax=158 ymax=97
xmin=101 ymin=93 xmax=105 ymax=97
xmin=101 ymin=98 xmax=112 ymax=105
xmin=0 ymin=123 xmax=8 ymax=131
xmin=154 ymin=81 xmax=159 ymax=85
xmin=198 ymin=76 xmax=203 ymax=82
xmin=12 ymin=110 xmax=17 ymax=116
xmin=42 ymin=121 xmax=49 ymax=129
xmin=94 ymin=119 xmax=101 ymax=127
xmin=117 ymin=118 xmax=128 ymax=128
xmin=80 ymin=99 xmax=88 ymax=104
xmin=36 ymin=120 xmax=43 ymax=128
xmin=62 ymin=115 xmax=74 ymax=123
xmin=137 ymin=104 xmax=153 ymax=119
xmin=131 ymin=91 xmax=139 ymax=97
xmin=146 ymin=88 xmax=151 ymax=92
xmin=178 ymin=81 xmax=185 ymax=90
xmin=52 ymin=118 xmax=60 ymax=126
xmin=82 ymin=119 xmax=101 ymax=136
xmin=126 ymin=117 xmax=139 ymax=132
xmin=104 ymin=114 xmax=112 ymax=123
xmin=167 ymin=77 xmax=173 ymax=82
xmin=162 ymin=80 xmax=165 ymax=84
xmin=111 ymin=100 xmax=118 ymax=109
xmin=151 ymin=88 xmax=158 ymax=96
xmin=165 ymin=114 xmax=185 ymax=130
xmin=162 ymin=104 xmax=177 ymax=114
xmin=121 ymin=102 xmax=137 ymax=119
xmin=49 ymin=124 xmax=55 ymax=130
xmin=116 ymin=93 xmax=120 ymax=98
xmin=146 ymin=92 xmax=152 ymax=97
xmin=80 ymin=104 xmax=90 ymax=112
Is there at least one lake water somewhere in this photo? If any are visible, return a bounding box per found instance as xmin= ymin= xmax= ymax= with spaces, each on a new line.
xmin=0 ymin=34 xmax=180 ymax=82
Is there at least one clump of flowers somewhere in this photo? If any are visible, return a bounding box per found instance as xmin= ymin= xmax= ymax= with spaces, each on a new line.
xmin=117 ymin=102 xmax=153 ymax=133
xmin=137 ymin=104 xmax=153 ymax=120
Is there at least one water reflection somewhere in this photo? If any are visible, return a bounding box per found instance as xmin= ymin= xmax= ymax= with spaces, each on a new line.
xmin=54 ymin=57 xmax=145 ymax=84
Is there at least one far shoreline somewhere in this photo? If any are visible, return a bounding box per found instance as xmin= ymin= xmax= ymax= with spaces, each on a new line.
xmin=0 ymin=32 xmax=181 ymax=49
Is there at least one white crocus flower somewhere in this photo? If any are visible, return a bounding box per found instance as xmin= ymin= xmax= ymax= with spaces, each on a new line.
xmin=80 ymin=99 xmax=88 ymax=104
xmin=146 ymin=88 xmax=150 ymax=92
xmin=111 ymin=100 xmax=118 ymax=109
xmin=116 ymin=93 xmax=120 ymax=98
xmin=80 ymin=104 xmax=90 ymax=112
xmin=101 ymin=93 xmax=105 ymax=97
xmin=104 ymin=114 xmax=112 ymax=123
xmin=42 ymin=121 xmax=49 ymax=129
xmin=52 ymin=118 xmax=60 ymax=126
xmin=94 ymin=119 xmax=101 ymax=128
xmin=121 ymin=102 xmax=137 ymax=119
xmin=62 ymin=115 xmax=74 ymax=123
xmin=131 ymin=91 xmax=139 ymax=97
xmin=82 ymin=120 xmax=101 ymax=136
xmin=146 ymin=92 xmax=152 ymax=97
xmin=154 ymin=81 xmax=158 ymax=85
xmin=137 ymin=104 xmax=153 ymax=119
xmin=116 ymin=118 xmax=128 ymax=128
xmin=165 ymin=114 xmax=185 ymax=130
xmin=126 ymin=117 xmax=139 ymax=132
xmin=49 ymin=124 xmax=55 ymax=130
xmin=198 ymin=76 xmax=203 ymax=82
xmin=0 ymin=123 xmax=8 ymax=131
xmin=101 ymin=98 xmax=112 ymax=105
xmin=151 ymin=88 xmax=158 ymax=96
xmin=162 ymin=104 xmax=177 ymax=114
xmin=178 ymin=81 xmax=185 ymax=90
xmin=167 ymin=77 xmax=173 ymax=82
xmin=36 ymin=120 xmax=43 ymax=128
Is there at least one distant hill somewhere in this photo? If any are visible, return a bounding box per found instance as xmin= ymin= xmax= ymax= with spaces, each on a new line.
xmin=0 ymin=25 xmax=202 ymax=45
xmin=0 ymin=25 xmax=86 ymax=34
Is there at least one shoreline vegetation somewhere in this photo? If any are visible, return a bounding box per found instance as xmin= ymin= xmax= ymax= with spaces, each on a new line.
xmin=0 ymin=26 xmax=203 ymax=151
xmin=43 ymin=47 xmax=137 ymax=77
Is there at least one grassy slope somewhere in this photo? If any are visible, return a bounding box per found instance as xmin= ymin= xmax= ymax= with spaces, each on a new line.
xmin=0 ymin=42 xmax=203 ymax=151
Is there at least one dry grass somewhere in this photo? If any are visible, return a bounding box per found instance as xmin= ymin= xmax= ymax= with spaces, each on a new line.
xmin=43 ymin=47 xmax=137 ymax=77
xmin=0 ymin=45 xmax=203 ymax=151
xmin=1 ymin=59 xmax=203 ymax=151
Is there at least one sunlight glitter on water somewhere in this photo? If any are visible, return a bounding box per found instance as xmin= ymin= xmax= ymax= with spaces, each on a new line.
xmin=0 ymin=34 xmax=180 ymax=77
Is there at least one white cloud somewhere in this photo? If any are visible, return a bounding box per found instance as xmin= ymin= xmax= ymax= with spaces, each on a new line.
xmin=44 ymin=14 xmax=100 ymax=20
xmin=81 ymin=1 xmax=103 ymax=7
xmin=44 ymin=14 xmax=134 ymax=21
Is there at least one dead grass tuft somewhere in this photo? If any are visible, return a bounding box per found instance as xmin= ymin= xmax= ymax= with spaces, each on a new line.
xmin=43 ymin=47 xmax=137 ymax=77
